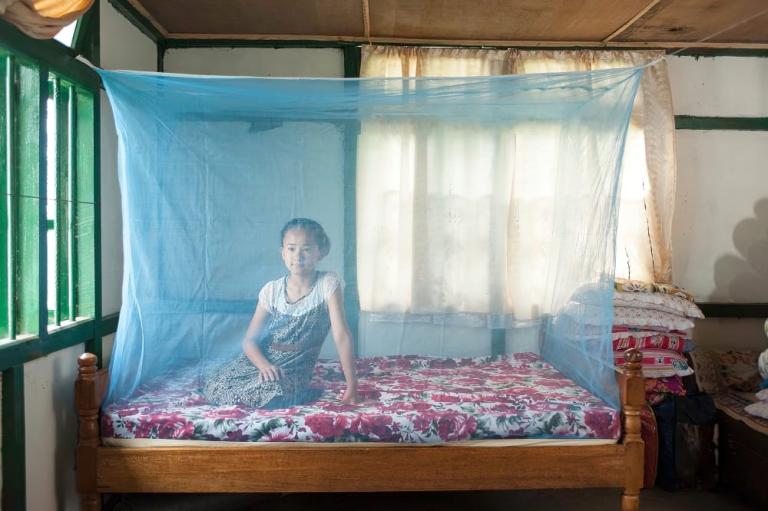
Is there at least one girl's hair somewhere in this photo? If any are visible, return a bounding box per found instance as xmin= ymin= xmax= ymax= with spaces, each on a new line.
xmin=280 ymin=218 xmax=330 ymax=257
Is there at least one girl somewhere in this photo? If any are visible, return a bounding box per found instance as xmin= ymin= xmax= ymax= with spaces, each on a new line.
xmin=204 ymin=218 xmax=359 ymax=408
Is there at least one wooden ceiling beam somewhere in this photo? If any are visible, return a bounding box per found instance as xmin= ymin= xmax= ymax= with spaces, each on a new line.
xmin=602 ymin=0 xmax=661 ymax=43
xmin=689 ymin=5 xmax=768 ymax=46
xmin=161 ymin=33 xmax=768 ymax=50
xmin=128 ymin=0 xmax=169 ymax=37
xmin=361 ymin=0 xmax=371 ymax=41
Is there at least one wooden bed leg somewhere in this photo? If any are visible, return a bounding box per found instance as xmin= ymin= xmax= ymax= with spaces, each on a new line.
xmin=621 ymin=491 xmax=640 ymax=511
xmin=76 ymin=353 xmax=101 ymax=511
xmin=80 ymin=495 xmax=100 ymax=511
xmin=621 ymin=349 xmax=644 ymax=511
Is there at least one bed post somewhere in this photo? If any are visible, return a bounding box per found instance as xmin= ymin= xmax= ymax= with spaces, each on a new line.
xmin=76 ymin=353 xmax=101 ymax=511
xmin=621 ymin=348 xmax=644 ymax=511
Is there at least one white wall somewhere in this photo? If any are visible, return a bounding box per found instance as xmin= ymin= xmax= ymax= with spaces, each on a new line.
xmin=24 ymin=344 xmax=81 ymax=511
xmin=100 ymin=0 xmax=157 ymax=315
xmin=164 ymin=47 xmax=344 ymax=77
xmin=22 ymin=2 xmax=157 ymax=510
xmin=668 ymin=55 xmax=768 ymax=350
xmin=674 ymin=130 xmax=768 ymax=302
xmin=668 ymin=56 xmax=768 ymax=117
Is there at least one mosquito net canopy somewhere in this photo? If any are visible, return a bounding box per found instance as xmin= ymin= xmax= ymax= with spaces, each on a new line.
xmin=100 ymin=66 xmax=642 ymax=436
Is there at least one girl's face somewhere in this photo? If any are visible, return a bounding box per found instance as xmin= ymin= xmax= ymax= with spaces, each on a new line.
xmin=281 ymin=228 xmax=323 ymax=276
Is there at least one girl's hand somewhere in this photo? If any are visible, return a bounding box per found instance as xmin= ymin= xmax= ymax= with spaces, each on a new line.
xmin=340 ymin=387 xmax=361 ymax=405
xmin=258 ymin=364 xmax=282 ymax=382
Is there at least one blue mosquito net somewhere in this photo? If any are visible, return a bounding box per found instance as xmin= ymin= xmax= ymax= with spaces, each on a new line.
xmin=100 ymin=66 xmax=642 ymax=433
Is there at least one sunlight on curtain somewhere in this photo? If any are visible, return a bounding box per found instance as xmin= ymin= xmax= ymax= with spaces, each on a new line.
xmin=358 ymin=47 xmax=676 ymax=332
xmin=357 ymin=121 xmax=516 ymax=320
xmin=512 ymin=51 xmax=676 ymax=284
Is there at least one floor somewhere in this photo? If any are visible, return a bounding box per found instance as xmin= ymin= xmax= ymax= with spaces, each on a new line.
xmin=109 ymin=488 xmax=762 ymax=511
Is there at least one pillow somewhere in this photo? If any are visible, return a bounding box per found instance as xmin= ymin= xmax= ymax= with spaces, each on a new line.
xmin=688 ymin=351 xmax=723 ymax=395
xmin=614 ymin=306 xmax=695 ymax=331
xmin=612 ymin=326 xmax=689 ymax=338
xmin=614 ymin=279 xmax=654 ymax=294
xmin=613 ymin=334 xmax=688 ymax=354
xmin=615 ymin=278 xmax=695 ymax=303
xmin=718 ymin=351 xmax=762 ymax=392
xmin=614 ymin=349 xmax=693 ymax=378
xmin=744 ymin=400 xmax=768 ymax=420
xmin=653 ymin=282 xmax=696 ymax=302
xmin=759 ymin=348 xmax=768 ymax=380
xmin=614 ymin=291 xmax=704 ymax=319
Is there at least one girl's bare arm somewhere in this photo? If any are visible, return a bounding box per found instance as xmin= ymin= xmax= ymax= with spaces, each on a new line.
xmin=241 ymin=303 xmax=280 ymax=382
xmin=327 ymin=287 xmax=359 ymax=403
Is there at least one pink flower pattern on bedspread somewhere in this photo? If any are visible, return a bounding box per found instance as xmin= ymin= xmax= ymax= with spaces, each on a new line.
xmin=102 ymin=353 xmax=620 ymax=442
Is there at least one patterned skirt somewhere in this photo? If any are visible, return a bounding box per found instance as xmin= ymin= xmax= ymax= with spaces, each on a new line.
xmin=202 ymin=354 xmax=320 ymax=409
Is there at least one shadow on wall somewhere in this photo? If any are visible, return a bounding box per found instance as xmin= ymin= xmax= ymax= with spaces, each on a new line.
xmin=713 ymin=198 xmax=768 ymax=301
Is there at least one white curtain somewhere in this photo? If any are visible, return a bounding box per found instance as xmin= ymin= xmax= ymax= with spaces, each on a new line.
xmin=358 ymin=46 xmax=676 ymax=324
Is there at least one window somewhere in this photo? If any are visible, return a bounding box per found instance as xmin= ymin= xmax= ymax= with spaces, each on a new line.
xmin=358 ymin=48 xmax=676 ymax=319
xmin=0 ymin=21 xmax=101 ymax=509
xmin=53 ymin=21 xmax=78 ymax=48
xmin=0 ymin=49 xmax=95 ymax=344
xmin=355 ymin=47 xmax=676 ymax=356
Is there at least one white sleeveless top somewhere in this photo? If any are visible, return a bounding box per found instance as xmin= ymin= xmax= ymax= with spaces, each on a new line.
xmin=258 ymin=271 xmax=343 ymax=316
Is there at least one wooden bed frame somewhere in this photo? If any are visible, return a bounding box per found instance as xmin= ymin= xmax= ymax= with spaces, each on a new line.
xmin=75 ymin=349 xmax=645 ymax=511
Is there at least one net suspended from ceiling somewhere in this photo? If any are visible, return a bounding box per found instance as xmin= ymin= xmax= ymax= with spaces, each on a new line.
xmin=100 ymin=66 xmax=643 ymax=439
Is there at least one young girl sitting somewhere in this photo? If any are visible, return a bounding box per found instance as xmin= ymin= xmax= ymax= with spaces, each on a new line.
xmin=203 ymin=218 xmax=359 ymax=408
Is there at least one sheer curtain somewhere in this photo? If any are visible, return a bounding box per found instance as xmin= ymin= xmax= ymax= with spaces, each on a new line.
xmin=358 ymin=46 xmax=676 ymax=329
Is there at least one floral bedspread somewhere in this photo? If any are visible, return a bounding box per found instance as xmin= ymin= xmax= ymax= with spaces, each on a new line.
xmin=102 ymin=353 xmax=620 ymax=443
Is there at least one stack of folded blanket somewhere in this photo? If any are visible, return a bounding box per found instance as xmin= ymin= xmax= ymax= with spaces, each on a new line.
xmin=744 ymin=346 xmax=768 ymax=419
xmin=611 ymin=279 xmax=705 ymax=405
xmin=745 ymin=388 xmax=768 ymax=419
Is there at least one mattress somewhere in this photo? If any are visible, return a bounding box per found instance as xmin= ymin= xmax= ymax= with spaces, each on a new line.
xmin=102 ymin=437 xmax=617 ymax=447
xmin=102 ymin=353 xmax=621 ymax=443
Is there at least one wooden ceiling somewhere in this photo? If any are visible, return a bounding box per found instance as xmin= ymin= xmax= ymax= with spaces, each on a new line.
xmin=126 ymin=0 xmax=768 ymax=49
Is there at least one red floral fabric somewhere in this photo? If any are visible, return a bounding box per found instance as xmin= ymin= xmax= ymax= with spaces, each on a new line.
xmin=612 ymin=334 xmax=688 ymax=353
xmin=645 ymin=376 xmax=686 ymax=406
xmin=102 ymin=353 xmax=620 ymax=443
xmin=613 ymin=349 xmax=693 ymax=377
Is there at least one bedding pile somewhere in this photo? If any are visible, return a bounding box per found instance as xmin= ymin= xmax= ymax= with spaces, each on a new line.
xmin=611 ymin=279 xmax=704 ymax=405
xmin=689 ymin=349 xmax=768 ymax=431
xmin=739 ymin=344 xmax=768 ymax=421
xmin=745 ymin=388 xmax=768 ymax=420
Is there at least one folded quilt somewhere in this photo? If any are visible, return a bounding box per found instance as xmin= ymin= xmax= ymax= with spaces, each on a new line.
xmin=613 ymin=306 xmax=695 ymax=331
xmin=614 ymin=349 xmax=693 ymax=378
xmin=645 ymin=376 xmax=686 ymax=406
xmin=614 ymin=278 xmax=695 ymax=303
xmin=614 ymin=291 xmax=703 ymax=319
xmin=612 ymin=334 xmax=689 ymax=353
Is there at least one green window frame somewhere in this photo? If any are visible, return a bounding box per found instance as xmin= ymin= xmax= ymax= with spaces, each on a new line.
xmin=0 ymin=53 xmax=97 ymax=344
xmin=0 ymin=44 xmax=99 ymax=355
xmin=0 ymin=10 xmax=111 ymax=510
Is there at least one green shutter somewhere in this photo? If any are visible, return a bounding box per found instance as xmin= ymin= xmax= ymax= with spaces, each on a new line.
xmin=53 ymin=77 xmax=69 ymax=324
xmin=75 ymin=87 xmax=95 ymax=319
xmin=15 ymin=61 xmax=39 ymax=337
xmin=0 ymin=54 xmax=9 ymax=339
